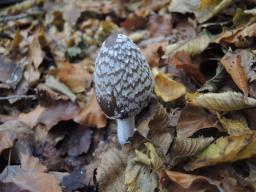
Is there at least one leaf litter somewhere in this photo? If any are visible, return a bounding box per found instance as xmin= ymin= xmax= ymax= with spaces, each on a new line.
xmin=1 ymin=0 xmax=256 ymax=191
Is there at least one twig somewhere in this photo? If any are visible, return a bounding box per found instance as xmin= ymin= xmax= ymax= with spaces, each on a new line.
xmin=0 ymin=94 xmax=36 ymax=100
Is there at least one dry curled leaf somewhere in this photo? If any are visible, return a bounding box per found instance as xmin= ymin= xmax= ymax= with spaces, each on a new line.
xmin=217 ymin=113 xmax=251 ymax=136
xmin=185 ymin=132 xmax=256 ymax=171
xmin=165 ymin=170 xmax=221 ymax=190
xmin=220 ymin=50 xmax=248 ymax=96
xmin=168 ymin=0 xmax=199 ymax=14
xmin=97 ymin=147 xmax=127 ymax=192
xmin=153 ymin=68 xmax=186 ymax=102
xmin=74 ymin=88 xmax=107 ymax=128
xmin=169 ymin=137 xmax=214 ymax=166
xmin=176 ymin=105 xmax=218 ymax=138
xmin=186 ymin=91 xmax=256 ymax=112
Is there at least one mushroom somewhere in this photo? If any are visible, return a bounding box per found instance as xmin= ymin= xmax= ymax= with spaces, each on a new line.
xmin=94 ymin=34 xmax=153 ymax=144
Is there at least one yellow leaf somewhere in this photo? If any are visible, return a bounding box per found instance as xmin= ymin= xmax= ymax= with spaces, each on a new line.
xmin=217 ymin=113 xmax=251 ymax=136
xmin=125 ymin=153 xmax=159 ymax=192
xmin=153 ymin=68 xmax=186 ymax=102
xmin=135 ymin=142 xmax=163 ymax=170
xmin=186 ymin=91 xmax=256 ymax=112
xmin=185 ymin=133 xmax=256 ymax=170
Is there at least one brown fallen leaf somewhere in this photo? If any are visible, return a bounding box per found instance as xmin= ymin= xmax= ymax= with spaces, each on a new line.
xmin=74 ymin=88 xmax=107 ymax=128
xmin=220 ymin=50 xmax=248 ymax=96
xmin=169 ymin=137 xmax=214 ymax=166
xmin=153 ymin=68 xmax=186 ymax=102
xmin=122 ymin=12 xmax=147 ymax=31
xmin=0 ymin=154 xmax=61 ymax=192
xmin=186 ymin=91 xmax=256 ymax=112
xmin=0 ymin=120 xmax=32 ymax=154
xmin=97 ymin=147 xmax=127 ymax=192
xmin=169 ymin=51 xmax=206 ymax=84
xmin=165 ymin=170 xmax=221 ymax=190
xmin=185 ymin=132 xmax=256 ymax=171
xmin=147 ymin=14 xmax=172 ymax=37
xmin=62 ymin=2 xmax=81 ymax=27
xmin=176 ymin=105 xmax=218 ymax=138
xmin=50 ymin=60 xmax=91 ymax=93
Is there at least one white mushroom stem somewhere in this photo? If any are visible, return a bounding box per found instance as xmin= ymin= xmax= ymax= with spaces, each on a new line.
xmin=117 ymin=116 xmax=135 ymax=145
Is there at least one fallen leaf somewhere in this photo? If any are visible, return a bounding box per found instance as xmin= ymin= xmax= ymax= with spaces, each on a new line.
xmin=122 ymin=13 xmax=147 ymax=31
xmin=125 ymin=153 xmax=159 ymax=192
xmin=147 ymin=14 xmax=172 ymax=37
xmin=168 ymin=0 xmax=199 ymax=14
xmin=62 ymin=168 xmax=87 ymax=192
xmin=97 ymin=147 xmax=127 ymax=192
xmin=165 ymin=170 xmax=221 ymax=190
xmin=74 ymin=88 xmax=107 ymax=128
xmin=0 ymin=154 xmax=61 ymax=192
xmin=217 ymin=113 xmax=251 ymax=136
xmin=50 ymin=60 xmax=91 ymax=93
xmin=169 ymin=51 xmax=206 ymax=84
xmin=169 ymin=137 xmax=214 ymax=166
xmin=29 ymin=36 xmax=43 ymax=69
xmin=0 ymin=56 xmax=24 ymax=88
xmin=185 ymin=132 xmax=256 ymax=170
xmin=239 ymin=49 xmax=256 ymax=83
xmin=62 ymin=2 xmax=81 ymax=27
xmin=195 ymin=0 xmax=233 ymax=23
xmin=176 ymin=105 xmax=218 ymax=138
xmin=220 ymin=50 xmax=248 ymax=96
xmin=186 ymin=91 xmax=256 ymax=112
xmin=153 ymin=68 xmax=186 ymax=102
xmin=0 ymin=120 xmax=32 ymax=154
xmin=62 ymin=126 xmax=92 ymax=156
xmin=45 ymin=75 xmax=77 ymax=102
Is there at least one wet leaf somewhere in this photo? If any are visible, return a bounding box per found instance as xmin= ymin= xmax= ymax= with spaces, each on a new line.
xmin=220 ymin=50 xmax=248 ymax=96
xmin=176 ymin=105 xmax=218 ymax=138
xmin=185 ymin=132 xmax=256 ymax=170
xmin=74 ymin=88 xmax=107 ymax=128
xmin=97 ymin=147 xmax=127 ymax=192
xmin=186 ymin=91 xmax=256 ymax=112
xmin=169 ymin=137 xmax=214 ymax=166
xmin=153 ymin=68 xmax=186 ymax=102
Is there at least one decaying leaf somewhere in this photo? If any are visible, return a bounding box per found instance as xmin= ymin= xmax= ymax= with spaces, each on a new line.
xmin=0 ymin=120 xmax=32 ymax=154
xmin=97 ymin=147 xmax=127 ymax=192
xmin=125 ymin=153 xmax=159 ymax=192
xmin=74 ymin=88 xmax=107 ymax=128
xmin=217 ymin=113 xmax=251 ymax=136
xmin=169 ymin=137 xmax=214 ymax=166
xmin=195 ymin=0 xmax=233 ymax=23
xmin=185 ymin=132 xmax=256 ymax=170
xmin=50 ymin=60 xmax=91 ymax=93
xmin=176 ymin=105 xmax=218 ymax=138
xmin=45 ymin=75 xmax=77 ymax=102
xmin=186 ymin=91 xmax=256 ymax=112
xmin=165 ymin=170 xmax=221 ymax=190
xmin=153 ymin=68 xmax=186 ymax=102
xmin=239 ymin=49 xmax=256 ymax=83
xmin=220 ymin=50 xmax=248 ymax=96
xmin=0 ymin=154 xmax=61 ymax=192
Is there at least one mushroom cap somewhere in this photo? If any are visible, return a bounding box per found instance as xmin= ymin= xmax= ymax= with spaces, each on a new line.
xmin=94 ymin=34 xmax=153 ymax=119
